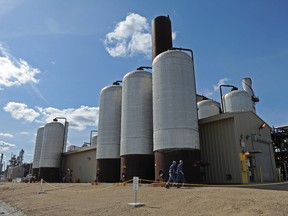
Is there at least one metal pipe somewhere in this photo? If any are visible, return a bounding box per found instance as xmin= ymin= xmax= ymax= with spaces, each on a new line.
xmin=220 ymin=85 xmax=238 ymax=113
xmin=112 ymin=80 xmax=122 ymax=85
xmin=136 ymin=66 xmax=152 ymax=70
xmin=170 ymin=47 xmax=193 ymax=58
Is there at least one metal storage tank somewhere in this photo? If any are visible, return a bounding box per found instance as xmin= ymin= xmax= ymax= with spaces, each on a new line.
xmin=197 ymin=100 xmax=220 ymax=119
xmin=91 ymin=135 xmax=97 ymax=146
xmin=152 ymin=49 xmax=201 ymax=183
xmin=96 ymin=83 xmax=122 ymax=182
xmin=152 ymin=16 xmax=172 ymax=60
xmin=120 ymin=70 xmax=154 ymax=181
xmin=223 ymin=90 xmax=255 ymax=113
xmin=32 ymin=126 xmax=44 ymax=179
xmin=38 ymin=121 xmax=65 ymax=182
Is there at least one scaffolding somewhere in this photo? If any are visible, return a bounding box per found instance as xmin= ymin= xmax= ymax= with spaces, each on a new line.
xmin=271 ymin=125 xmax=288 ymax=181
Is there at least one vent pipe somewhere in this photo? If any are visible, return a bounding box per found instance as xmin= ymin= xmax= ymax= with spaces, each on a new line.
xmin=152 ymin=15 xmax=173 ymax=60
xmin=241 ymin=78 xmax=259 ymax=103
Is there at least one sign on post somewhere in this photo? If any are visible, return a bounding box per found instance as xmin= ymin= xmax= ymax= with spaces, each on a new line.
xmin=133 ymin=176 xmax=139 ymax=191
xmin=128 ymin=176 xmax=144 ymax=207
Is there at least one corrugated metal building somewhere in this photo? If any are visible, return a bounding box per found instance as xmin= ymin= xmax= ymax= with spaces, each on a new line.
xmin=199 ymin=111 xmax=277 ymax=184
xmin=63 ymin=146 xmax=96 ymax=183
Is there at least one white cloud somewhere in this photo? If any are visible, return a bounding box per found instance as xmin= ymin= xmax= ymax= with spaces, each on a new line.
xmin=0 ymin=141 xmax=16 ymax=151
xmin=0 ymin=43 xmax=40 ymax=88
xmin=104 ymin=13 xmax=177 ymax=58
xmin=213 ymin=77 xmax=229 ymax=91
xmin=4 ymin=100 xmax=99 ymax=131
xmin=3 ymin=102 xmax=40 ymax=122
xmin=104 ymin=13 xmax=152 ymax=58
xmin=38 ymin=105 xmax=99 ymax=131
xmin=20 ymin=132 xmax=29 ymax=135
xmin=0 ymin=133 xmax=13 ymax=138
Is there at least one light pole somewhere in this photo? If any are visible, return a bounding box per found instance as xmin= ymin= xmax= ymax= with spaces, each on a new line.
xmin=53 ymin=117 xmax=68 ymax=153
xmin=90 ymin=130 xmax=98 ymax=146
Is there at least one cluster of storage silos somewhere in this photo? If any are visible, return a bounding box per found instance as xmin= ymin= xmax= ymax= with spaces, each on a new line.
xmin=29 ymin=15 xmax=265 ymax=184
xmin=96 ymin=15 xmax=202 ymax=183
xmin=32 ymin=121 xmax=67 ymax=182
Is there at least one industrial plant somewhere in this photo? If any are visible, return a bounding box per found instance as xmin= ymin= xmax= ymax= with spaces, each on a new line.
xmin=7 ymin=15 xmax=285 ymax=184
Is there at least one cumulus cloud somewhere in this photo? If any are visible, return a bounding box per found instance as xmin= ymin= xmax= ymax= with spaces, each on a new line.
xmin=198 ymin=77 xmax=230 ymax=99
xmin=3 ymin=102 xmax=40 ymax=122
xmin=0 ymin=141 xmax=16 ymax=151
xmin=20 ymin=132 xmax=29 ymax=135
xmin=0 ymin=133 xmax=13 ymax=138
xmin=104 ymin=13 xmax=177 ymax=58
xmin=213 ymin=77 xmax=229 ymax=91
xmin=104 ymin=13 xmax=151 ymax=57
xmin=4 ymin=101 xmax=99 ymax=131
xmin=0 ymin=43 xmax=40 ymax=88
xmin=105 ymin=13 xmax=177 ymax=58
xmin=38 ymin=106 xmax=99 ymax=131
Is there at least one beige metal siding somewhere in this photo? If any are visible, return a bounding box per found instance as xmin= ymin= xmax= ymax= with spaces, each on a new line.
xmin=200 ymin=111 xmax=277 ymax=184
xmin=233 ymin=112 xmax=277 ymax=182
xmin=200 ymin=117 xmax=242 ymax=184
xmin=63 ymin=147 xmax=96 ymax=183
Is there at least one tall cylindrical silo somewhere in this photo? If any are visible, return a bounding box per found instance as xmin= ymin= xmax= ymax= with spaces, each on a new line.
xmin=153 ymin=50 xmax=201 ymax=183
xmin=120 ymin=70 xmax=154 ymax=181
xmin=197 ymin=100 xmax=220 ymax=119
xmin=96 ymin=84 xmax=122 ymax=182
xmin=152 ymin=16 xmax=173 ymax=61
xmin=32 ymin=126 xmax=44 ymax=179
xmin=39 ymin=121 xmax=65 ymax=182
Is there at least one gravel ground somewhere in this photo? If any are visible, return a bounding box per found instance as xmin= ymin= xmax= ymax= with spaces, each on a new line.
xmin=0 ymin=181 xmax=288 ymax=216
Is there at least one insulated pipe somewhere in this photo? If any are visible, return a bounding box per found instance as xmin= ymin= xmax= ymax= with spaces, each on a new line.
xmin=152 ymin=16 xmax=173 ymax=60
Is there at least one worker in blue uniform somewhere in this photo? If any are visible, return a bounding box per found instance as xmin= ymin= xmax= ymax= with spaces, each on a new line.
xmin=165 ymin=161 xmax=177 ymax=189
xmin=176 ymin=160 xmax=186 ymax=187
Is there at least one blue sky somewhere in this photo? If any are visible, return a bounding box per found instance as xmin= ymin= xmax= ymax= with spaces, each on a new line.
xmin=0 ymin=0 xmax=287 ymax=166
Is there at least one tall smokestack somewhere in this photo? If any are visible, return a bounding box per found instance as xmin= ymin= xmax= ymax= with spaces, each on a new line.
xmin=152 ymin=15 xmax=173 ymax=60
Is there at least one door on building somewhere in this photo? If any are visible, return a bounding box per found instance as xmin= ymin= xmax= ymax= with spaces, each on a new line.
xmin=253 ymin=142 xmax=274 ymax=182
